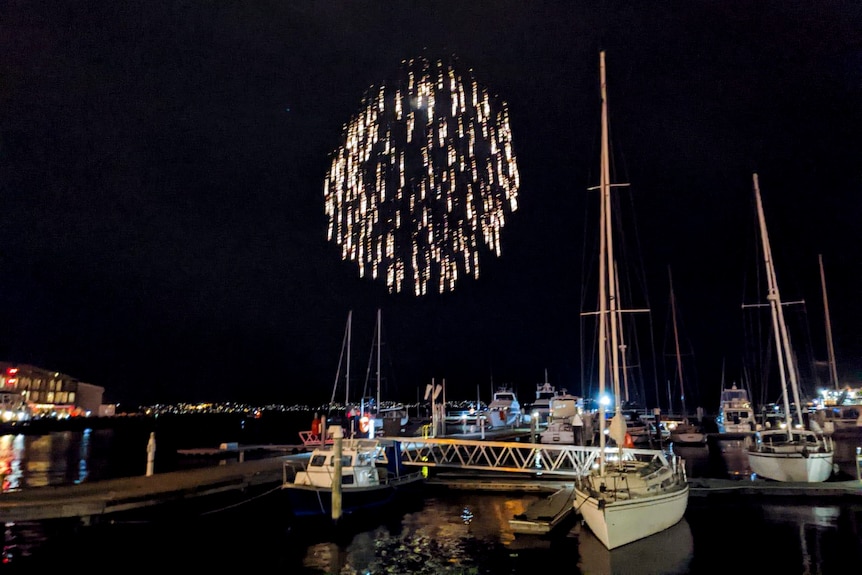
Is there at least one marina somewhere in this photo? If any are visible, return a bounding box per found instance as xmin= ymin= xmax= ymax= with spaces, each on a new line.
xmin=2 ymin=427 xmax=860 ymax=527
xmin=4 ymin=2 xmax=862 ymax=573
xmin=0 ymin=411 xmax=861 ymax=573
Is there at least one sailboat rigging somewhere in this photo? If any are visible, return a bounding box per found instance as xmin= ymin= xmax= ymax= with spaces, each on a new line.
xmin=329 ymin=310 xmax=353 ymax=409
xmin=360 ymin=308 xmax=409 ymax=435
xmin=572 ymin=51 xmax=689 ymax=551
xmin=665 ymin=266 xmax=706 ymax=444
xmin=819 ymin=253 xmax=840 ymax=391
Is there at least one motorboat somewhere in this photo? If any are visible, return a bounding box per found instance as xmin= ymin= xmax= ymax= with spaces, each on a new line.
xmin=539 ymin=389 xmax=586 ymax=444
xmin=486 ymin=386 xmax=521 ymax=428
xmin=282 ymin=430 xmax=424 ymax=518
xmin=667 ymin=418 xmax=707 ymax=445
xmin=523 ymin=372 xmax=560 ymax=426
xmin=716 ymin=383 xmax=757 ymax=435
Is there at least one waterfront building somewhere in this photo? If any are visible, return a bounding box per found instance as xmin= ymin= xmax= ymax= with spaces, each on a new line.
xmin=0 ymin=361 xmax=105 ymax=418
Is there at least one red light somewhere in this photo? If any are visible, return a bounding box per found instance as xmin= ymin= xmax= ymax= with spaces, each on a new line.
xmin=6 ymin=368 xmax=17 ymax=375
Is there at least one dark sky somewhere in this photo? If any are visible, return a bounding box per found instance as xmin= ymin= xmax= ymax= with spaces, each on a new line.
xmin=2 ymin=1 xmax=860 ymax=410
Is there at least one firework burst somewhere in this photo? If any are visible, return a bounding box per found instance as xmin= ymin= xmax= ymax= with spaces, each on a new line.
xmin=324 ymin=56 xmax=520 ymax=295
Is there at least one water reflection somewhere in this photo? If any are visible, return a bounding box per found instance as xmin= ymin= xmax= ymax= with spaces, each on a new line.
xmin=760 ymin=504 xmax=859 ymax=574
xmin=0 ymin=430 xmax=107 ymax=492
xmin=576 ymin=518 xmax=693 ymax=575
xmin=299 ymin=492 xmax=539 ymax=574
xmin=0 ymin=435 xmax=25 ymax=491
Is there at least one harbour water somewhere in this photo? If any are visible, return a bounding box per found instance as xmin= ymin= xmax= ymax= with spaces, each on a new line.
xmin=2 ymin=411 xmax=861 ymax=573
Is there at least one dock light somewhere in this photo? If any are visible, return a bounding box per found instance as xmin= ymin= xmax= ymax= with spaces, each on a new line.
xmin=600 ymin=395 xmax=611 ymax=407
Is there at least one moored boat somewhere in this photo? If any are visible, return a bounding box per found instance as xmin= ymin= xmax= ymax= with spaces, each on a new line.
xmin=716 ymin=383 xmax=757 ymax=435
xmin=745 ymin=173 xmax=834 ymax=482
xmin=282 ymin=431 xmax=424 ymax=518
xmin=573 ymin=50 xmax=689 ymax=550
xmin=486 ymin=386 xmax=521 ymax=428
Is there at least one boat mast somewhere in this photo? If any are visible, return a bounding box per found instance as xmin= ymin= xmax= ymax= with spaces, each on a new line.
xmin=330 ymin=310 xmax=353 ymax=408
xmin=669 ymin=266 xmax=687 ymax=418
xmin=597 ymin=50 xmax=610 ymax=473
xmin=376 ymin=308 xmax=382 ymax=413
xmin=601 ymin=54 xmax=624 ymax=429
xmin=753 ymin=173 xmax=803 ymax=435
xmin=819 ymin=254 xmax=840 ymax=390
xmin=612 ymin=262 xmax=632 ymax=405
xmin=347 ymin=310 xmax=352 ymax=406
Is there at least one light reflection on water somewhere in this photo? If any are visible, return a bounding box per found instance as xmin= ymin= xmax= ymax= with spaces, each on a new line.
xmin=300 ymin=492 xmax=538 ymax=574
xmin=0 ymin=432 xmax=96 ymax=491
xmin=312 ymin=498 xmax=694 ymax=575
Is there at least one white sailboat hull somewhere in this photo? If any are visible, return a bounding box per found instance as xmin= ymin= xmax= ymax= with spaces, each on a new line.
xmin=574 ymin=481 xmax=689 ymax=550
xmin=747 ymin=449 xmax=833 ymax=482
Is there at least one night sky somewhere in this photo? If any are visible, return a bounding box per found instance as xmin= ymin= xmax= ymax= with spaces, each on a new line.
xmin=2 ymin=1 xmax=860 ymax=410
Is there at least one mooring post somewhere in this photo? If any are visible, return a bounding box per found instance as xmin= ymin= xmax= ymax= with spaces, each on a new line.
xmin=331 ymin=425 xmax=344 ymax=522
xmin=146 ymin=431 xmax=156 ymax=476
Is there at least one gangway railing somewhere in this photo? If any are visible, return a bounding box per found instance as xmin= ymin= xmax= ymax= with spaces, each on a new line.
xmin=397 ymin=437 xmax=616 ymax=477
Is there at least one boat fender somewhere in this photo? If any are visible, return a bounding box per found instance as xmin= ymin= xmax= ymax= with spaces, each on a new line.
xmin=624 ymin=433 xmax=634 ymax=448
xmin=359 ymin=413 xmax=371 ymax=433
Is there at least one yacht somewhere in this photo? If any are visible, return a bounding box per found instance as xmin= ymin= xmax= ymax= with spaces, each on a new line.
xmin=486 ymin=386 xmax=521 ymax=428
xmin=716 ymin=383 xmax=757 ymax=435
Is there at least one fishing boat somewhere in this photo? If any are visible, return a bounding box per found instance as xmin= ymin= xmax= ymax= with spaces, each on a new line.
xmin=572 ymin=51 xmax=689 ymax=551
xmin=486 ymin=385 xmax=522 ymax=428
xmin=282 ymin=431 xmax=424 ymax=518
xmin=745 ymin=173 xmax=834 ymax=483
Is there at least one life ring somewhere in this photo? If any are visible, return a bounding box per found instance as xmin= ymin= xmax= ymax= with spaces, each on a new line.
xmin=359 ymin=413 xmax=371 ymax=434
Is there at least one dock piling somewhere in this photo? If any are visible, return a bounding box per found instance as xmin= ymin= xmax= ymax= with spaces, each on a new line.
xmin=146 ymin=432 xmax=156 ymax=476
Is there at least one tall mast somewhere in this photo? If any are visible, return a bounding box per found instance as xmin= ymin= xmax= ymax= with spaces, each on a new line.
xmin=753 ymin=173 xmax=802 ymax=436
xmin=819 ymin=254 xmax=839 ymax=390
xmin=376 ymin=308 xmax=382 ymax=411
xmin=596 ymin=50 xmax=610 ymax=472
xmin=669 ymin=266 xmax=687 ymax=418
xmin=330 ymin=310 xmax=353 ymax=408
xmin=347 ymin=310 xmax=352 ymax=405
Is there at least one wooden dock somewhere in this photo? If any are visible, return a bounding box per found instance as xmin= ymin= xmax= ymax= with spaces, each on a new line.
xmin=688 ymin=477 xmax=862 ymax=498
xmin=0 ymin=454 xmax=303 ymax=524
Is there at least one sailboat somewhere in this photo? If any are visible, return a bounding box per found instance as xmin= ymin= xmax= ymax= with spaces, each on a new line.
xmin=361 ymin=308 xmax=410 ymax=436
xmin=811 ymin=255 xmax=862 ymax=434
xmin=746 ymin=173 xmax=834 ymax=482
xmin=572 ymin=51 xmax=689 ymax=551
xmin=665 ymin=266 xmax=706 ymax=445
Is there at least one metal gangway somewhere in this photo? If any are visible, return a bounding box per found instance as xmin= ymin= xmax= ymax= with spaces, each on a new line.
xmin=397 ymin=437 xmax=628 ymax=477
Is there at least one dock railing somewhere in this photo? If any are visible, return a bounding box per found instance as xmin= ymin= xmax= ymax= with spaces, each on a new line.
xmin=397 ymin=438 xmax=660 ymax=477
